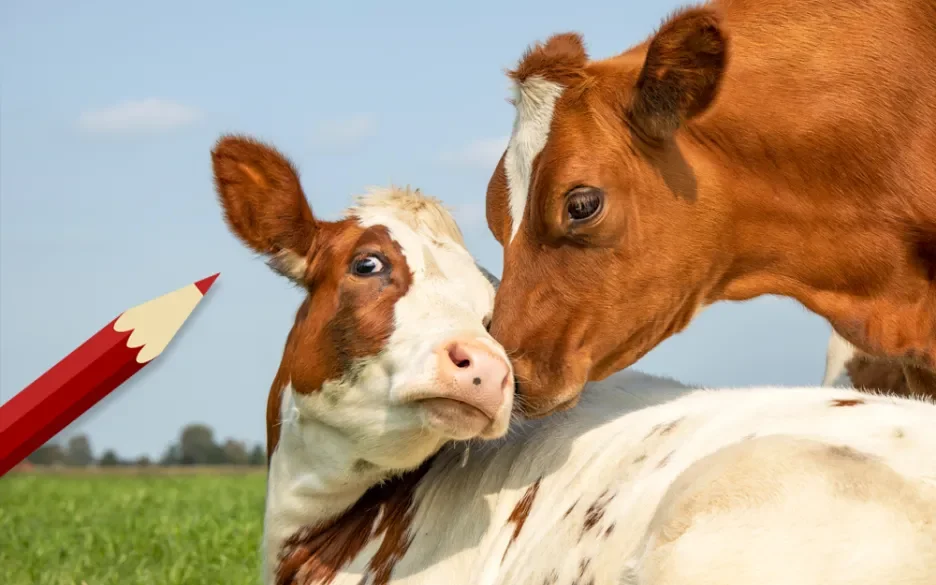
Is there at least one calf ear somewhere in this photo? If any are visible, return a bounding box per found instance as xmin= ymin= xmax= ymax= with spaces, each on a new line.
xmin=628 ymin=7 xmax=727 ymax=142
xmin=211 ymin=135 xmax=317 ymax=282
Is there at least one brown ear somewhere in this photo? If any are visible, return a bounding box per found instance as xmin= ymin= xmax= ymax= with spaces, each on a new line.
xmin=628 ymin=7 xmax=727 ymax=142
xmin=211 ymin=134 xmax=317 ymax=281
xmin=486 ymin=152 xmax=511 ymax=246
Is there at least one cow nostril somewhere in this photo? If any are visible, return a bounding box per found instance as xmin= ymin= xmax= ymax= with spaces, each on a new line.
xmin=447 ymin=344 xmax=472 ymax=369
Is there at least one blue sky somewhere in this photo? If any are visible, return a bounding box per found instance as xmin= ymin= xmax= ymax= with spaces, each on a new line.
xmin=0 ymin=0 xmax=833 ymax=459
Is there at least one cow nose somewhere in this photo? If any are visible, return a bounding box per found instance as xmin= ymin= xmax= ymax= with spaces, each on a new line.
xmin=435 ymin=337 xmax=512 ymax=420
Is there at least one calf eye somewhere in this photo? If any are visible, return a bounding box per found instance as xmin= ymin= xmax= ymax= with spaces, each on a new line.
xmin=566 ymin=186 xmax=604 ymax=222
xmin=351 ymin=254 xmax=387 ymax=276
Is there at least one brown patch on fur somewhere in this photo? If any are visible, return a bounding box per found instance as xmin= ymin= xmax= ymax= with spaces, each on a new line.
xmin=603 ymin=523 xmax=615 ymax=539
xmin=830 ymin=398 xmax=865 ymax=408
xmin=265 ymin=375 xmax=288 ymax=462
xmin=643 ymin=418 xmax=684 ymax=441
xmin=211 ymin=135 xmax=414 ymax=462
xmin=509 ymin=32 xmax=589 ymax=87
xmin=633 ymin=453 xmax=647 ymax=464
xmin=276 ymin=463 xmax=430 ymax=585
xmin=502 ymin=478 xmax=542 ymax=563
xmin=574 ymin=558 xmax=593 ymax=585
xmin=488 ymin=0 xmax=936 ymax=417
xmin=581 ymin=489 xmax=612 ymax=538
xmin=562 ymin=500 xmax=577 ymax=518
xmin=656 ymin=450 xmax=675 ymax=469
xmin=660 ymin=417 xmax=683 ymax=435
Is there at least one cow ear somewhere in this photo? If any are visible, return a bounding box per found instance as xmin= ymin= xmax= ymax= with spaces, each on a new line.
xmin=627 ymin=7 xmax=727 ymax=142
xmin=486 ymin=152 xmax=512 ymax=246
xmin=211 ymin=135 xmax=318 ymax=282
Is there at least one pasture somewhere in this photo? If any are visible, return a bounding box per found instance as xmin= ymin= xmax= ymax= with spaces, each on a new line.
xmin=0 ymin=469 xmax=267 ymax=585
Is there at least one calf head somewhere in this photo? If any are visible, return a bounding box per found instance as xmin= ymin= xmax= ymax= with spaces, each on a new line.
xmin=486 ymin=8 xmax=729 ymax=416
xmin=212 ymin=135 xmax=514 ymax=471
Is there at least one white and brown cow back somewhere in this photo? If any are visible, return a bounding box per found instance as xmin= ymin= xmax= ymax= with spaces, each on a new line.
xmin=214 ymin=137 xmax=936 ymax=585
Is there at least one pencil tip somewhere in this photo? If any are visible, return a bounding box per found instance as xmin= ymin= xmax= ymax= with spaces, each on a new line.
xmin=194 ymin=272 xmax=220 ymax=295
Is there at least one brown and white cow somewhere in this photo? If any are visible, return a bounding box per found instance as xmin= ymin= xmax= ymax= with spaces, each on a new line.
xmin=485 ymin=0 xmax=936 ymax=417
xmin=214 ymin=135 xmax=936 ymax=585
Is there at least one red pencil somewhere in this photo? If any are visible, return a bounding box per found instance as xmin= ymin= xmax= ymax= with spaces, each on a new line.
xmin=0 ymin=273 xmax=219 ymax=477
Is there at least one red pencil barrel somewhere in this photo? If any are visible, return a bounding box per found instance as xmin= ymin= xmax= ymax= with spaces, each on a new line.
xmin=0 ymin=319 xmax=143 ymax=476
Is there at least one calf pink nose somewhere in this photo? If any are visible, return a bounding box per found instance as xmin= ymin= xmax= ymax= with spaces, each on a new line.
xmin=435 ymin=338 xmax=512 ymax=420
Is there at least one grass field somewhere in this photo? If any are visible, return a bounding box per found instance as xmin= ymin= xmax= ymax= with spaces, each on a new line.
xmin=0 ymin=470 xmax=268 ymax=585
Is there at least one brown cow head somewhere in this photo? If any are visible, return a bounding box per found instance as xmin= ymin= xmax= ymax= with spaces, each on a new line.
xmin=487 ymin=8 xmax=730 ymax=416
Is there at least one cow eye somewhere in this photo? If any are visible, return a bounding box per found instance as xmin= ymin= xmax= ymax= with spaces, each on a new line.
xmin=566 ymin=187 xmax=604 ymax=222
xmin=351 ymin=254 xmax=388 ymax=277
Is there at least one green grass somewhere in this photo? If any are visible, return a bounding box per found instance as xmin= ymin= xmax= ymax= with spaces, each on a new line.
xmin=0 ymin=472 xmax=268 ymax=585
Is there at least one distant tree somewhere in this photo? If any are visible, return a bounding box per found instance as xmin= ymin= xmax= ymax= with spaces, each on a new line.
xmin=158 ymin=425 xmax=265 ymax=466
xmin=222 ymin=439 xmax=249 ymax=465
xmin=27 ymin=443 xmax=66 ymax=466
xmin=248 ymin=444 xmax=266 ymax=466
xmin=99 ymin=450 xmax=120 ymax=467
xmin=159 ymin=443 xmax=182 ymax=466
xmin=179 ymin=423 xmax=223 ymax=465
xmin=65 ymin=434 xmax=94 ymax=466
xmin=135 ymin=455 xmax=152 ymax=467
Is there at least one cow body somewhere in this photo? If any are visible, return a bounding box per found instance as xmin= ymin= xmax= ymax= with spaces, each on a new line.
xmin=211 ymin=135 xmax=936 ymax=585
xmin=272 ymin=370 xmax=936 ymax=585
xmin=485 ymin=0 xmax=936 ymax=416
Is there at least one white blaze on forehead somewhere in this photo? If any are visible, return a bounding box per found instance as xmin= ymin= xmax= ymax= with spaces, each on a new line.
xmin=505 ymin=75 xmax=565 ymax=242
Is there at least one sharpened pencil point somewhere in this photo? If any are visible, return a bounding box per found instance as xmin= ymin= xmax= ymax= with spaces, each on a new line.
xmin=195 ymin=272 xmax=220 ymax=294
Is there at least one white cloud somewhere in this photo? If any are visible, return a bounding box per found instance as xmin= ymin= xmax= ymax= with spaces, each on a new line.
xmin=438 ymin=136 xmax=508 ymax=169
xmin=311 ymin=113 xmax=377 ymax=153
xmin=77 ymin=99 xmax=200 ymax=135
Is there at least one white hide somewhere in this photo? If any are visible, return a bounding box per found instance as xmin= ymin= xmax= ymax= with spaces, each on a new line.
xmin=266 ymin=368 xmax=936 ymax=585
xmin=260 ymin=191 xmax=935 ymax=585
xmin=505 ymin=76 xmax=565 ymax=242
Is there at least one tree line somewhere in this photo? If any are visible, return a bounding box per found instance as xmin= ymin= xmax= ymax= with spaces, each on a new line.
xmin=25 ymin=423 xmax=266 ymax=467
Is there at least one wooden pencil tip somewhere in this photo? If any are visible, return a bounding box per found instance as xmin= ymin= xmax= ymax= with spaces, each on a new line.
xmin=195 ymin=272 xmax=220 ymax=295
